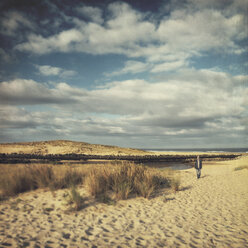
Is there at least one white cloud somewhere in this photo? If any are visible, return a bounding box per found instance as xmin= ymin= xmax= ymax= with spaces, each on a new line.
xmin=105 ymin=60 xmax=150 ymax=76
xmin=15 ymin=1 xmax=246 ymax=67
xmin=16 ymin=29 xmax=84 ymax=54
xmin=151 ymin=60 xmax=187 ymax=73
xmin=15 ymin=2 xmax=155 ymax=56
xmin=0 ymin=79 xmax=83 ymax=105
xmin=36 ymin=65 xmax=60 ymax=76
xmin=157 ymin=9 xmax=244 ymax=54
xmin=35 ymin=65 xmax=77 ymax=77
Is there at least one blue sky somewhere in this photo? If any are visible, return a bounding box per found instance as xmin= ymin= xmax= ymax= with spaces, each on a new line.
xmin=0 ymin=0 xmax=247 ymax=148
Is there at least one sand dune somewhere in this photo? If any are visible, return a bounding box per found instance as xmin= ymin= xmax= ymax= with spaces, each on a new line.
xmin=0 ymin=140 xmax=149 ymax=156
xmin=0 ymin=156 xmax=247 ymax=247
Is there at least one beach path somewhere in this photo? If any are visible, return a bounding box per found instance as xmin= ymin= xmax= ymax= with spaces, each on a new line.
xmin=0 ymin=156 xmax=248 ymax=247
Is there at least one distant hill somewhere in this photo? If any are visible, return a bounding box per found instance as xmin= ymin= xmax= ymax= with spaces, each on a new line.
xmin=0 ymin=140 xmax=149 ymax=156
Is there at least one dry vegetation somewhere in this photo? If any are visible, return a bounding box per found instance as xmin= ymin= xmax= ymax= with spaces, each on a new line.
xmin=84 ymin=162 xmax=174 ymax=200
xmin=0 ymin=164 xmax=84 ymax=197
xmin=0 ymin=161 xmax=179 ymax=204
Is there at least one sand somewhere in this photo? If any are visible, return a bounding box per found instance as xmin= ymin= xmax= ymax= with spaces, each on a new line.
xmin=0 ymin=156 xmax=247 ymax=248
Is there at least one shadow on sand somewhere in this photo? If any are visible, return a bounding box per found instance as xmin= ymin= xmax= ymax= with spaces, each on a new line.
xmin=179 ymin=185 xmax=192 ymax=191
xmin=200 ymin=174 xmax=209 ymax=179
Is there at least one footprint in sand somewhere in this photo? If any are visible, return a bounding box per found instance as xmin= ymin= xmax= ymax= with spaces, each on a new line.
xmin=62 ymin=233 xmax=70 ymax=239
xmin=85 ymin=227 xmax=93 ymax=236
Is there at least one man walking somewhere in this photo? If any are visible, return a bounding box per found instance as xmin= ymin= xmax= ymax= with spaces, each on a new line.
xmin=195 ymin=155 xmax=202 ymax=179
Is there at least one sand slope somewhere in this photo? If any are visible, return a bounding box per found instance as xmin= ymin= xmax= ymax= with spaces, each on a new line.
xmin=0 ymin=156 xmax=247 ymax=248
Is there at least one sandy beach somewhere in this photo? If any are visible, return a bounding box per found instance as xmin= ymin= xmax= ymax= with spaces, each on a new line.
xmin=0 ymin=155 xmax=247 ymax=248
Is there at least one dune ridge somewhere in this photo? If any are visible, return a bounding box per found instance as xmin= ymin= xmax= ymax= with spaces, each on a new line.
xmin=0 ymin=140 xmax=149 ymax=156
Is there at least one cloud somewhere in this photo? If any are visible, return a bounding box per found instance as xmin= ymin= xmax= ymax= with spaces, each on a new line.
xmin=0 ymin=1 xmax=246 ymax=147
xmin=0 ymin=79 xmax=83 ymax=105
xmin=0 ymin=68 xmax=246 ymax=146
xmin=187 ymin=0 xmax=248 ymax=16
xmin=157 ymin=9 xmax=246 ymax=55
xmin=15 ymin=2 xmax=155 ymax=56
xmin=1 ymin=70 xmax=246 ymax=115
xmin=35 ymin=65 xmax=77 ymax=77
xmin=1 ymin=69 xmax=246 ymax=137
xmin=105 ymin=60 xmax=151 ymax=76
xmin=0 ymin=105 xmax=73 ymax=142
xmin=15 ymin=28 xmax=84 ymax=54
xmin=106 ymin=59 xmax=189 ymax=77
xmin=36 ymin=65 xmax=60 ymax=76
xmin=14 ymin=1 xmax=246 ymax=67
xmin=0 ymin=106 xmax=37 ymax=129
xmin=0 ymin=48 xmax=12 ymax=63
xmin=76 ymin=6 xmax=103 ymax=24
xmin=0 ymin=11 xmax=35 ymax=36
xmin=151 ymin=60 xmax=188 ymax=73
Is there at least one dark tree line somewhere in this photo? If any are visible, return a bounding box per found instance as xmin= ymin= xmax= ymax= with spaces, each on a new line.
xmin=0 ymin=153 xmax=240 ymax=164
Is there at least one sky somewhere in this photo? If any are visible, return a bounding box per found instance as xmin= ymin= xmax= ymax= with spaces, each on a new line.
xmin=0 ymin=0 xmax=247 ymax=149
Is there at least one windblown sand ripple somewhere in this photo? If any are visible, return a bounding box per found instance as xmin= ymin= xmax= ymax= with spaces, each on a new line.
xmin=0 ymin=156 xmax=247 ymax=248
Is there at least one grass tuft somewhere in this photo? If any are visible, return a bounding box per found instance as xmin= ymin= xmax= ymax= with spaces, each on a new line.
xmin=67 ymin=185 xmax=85 ymax=211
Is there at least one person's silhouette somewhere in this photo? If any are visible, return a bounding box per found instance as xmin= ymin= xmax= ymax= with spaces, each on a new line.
xmin=195 ymin=155 xmax=202 ymax=179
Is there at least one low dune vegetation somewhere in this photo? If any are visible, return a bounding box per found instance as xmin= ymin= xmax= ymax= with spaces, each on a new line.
xmin=0 ymin=161 xmax=179 ymax=204
xmin=84 ymin=161 xmax=175 ymax=200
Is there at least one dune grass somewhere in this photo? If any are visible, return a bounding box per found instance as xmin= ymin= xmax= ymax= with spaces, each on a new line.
xmin=64 ymin=185 xmax=85 ymax=211
xmin=0 ymin=164 xmax=85 ymax=197
xmin=85 ymin=162 xmax=175 ymax=200
xmin=51 ymin=168 xmax=84 ymax=190
xmin=0 ymin=164 xmax=52 ymax=196
xmin=0 ymin=161 xmax=179 ymax=202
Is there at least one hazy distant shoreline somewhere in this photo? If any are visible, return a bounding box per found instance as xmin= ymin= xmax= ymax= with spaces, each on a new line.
xmin=143 ymin=148 xmax=248 ymax=153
